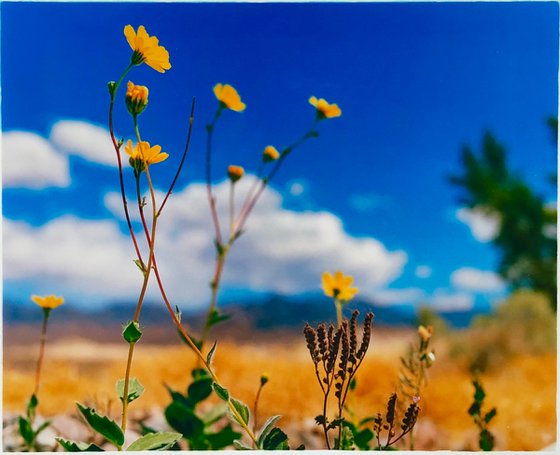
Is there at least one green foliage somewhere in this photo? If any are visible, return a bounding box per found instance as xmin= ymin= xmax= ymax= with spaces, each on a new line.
xmin=76 ymin=402 xmax=125 ymax=449
xmin=17 ymin=395 xmax=52 ymax=451
xmin=122 ymin=320 xmax=143 ymax=343
xmin=164 ymin=369 xmax=242 ymax=450
xmin=450 ymin=131 xmax=557 ymax=309
xmin=229 ymin=397 xmax=250 ymax=426
xmin=56 ymin=438 xmax=104 ymax=452
xmin=212 ymin=382 xmax=230 ymax=401
xmin=116 ymin=377 xmax=145 ymax=405
xmin=468 ymin=375 xmax=496 ymax=451
xmin=126 ymin=432 xmax=182 ymax=451
xmin=450 ymin=291 xmax=556 ymax=373
xmin=261 ymin=427 xmax=289 ymax=450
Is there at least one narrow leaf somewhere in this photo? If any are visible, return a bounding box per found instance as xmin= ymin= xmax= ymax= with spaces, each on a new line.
xmin=262 ymin=427 xmax=289 ymax=450
xmin=257 ymin=415 xmax=282 ymax=448
xmin=126 ymin=432 xmax=182 ymax=451
xmin=76 ymin=402 xmax=125 ymax=448
xmin=233 ymin=440 xmax=253 ymax=450
xmin=212 ymin=382 xmax=229 ymax=401
xmin=18 ymin=416 xmax=34 ymax=445
xmin=206 ymin=341 xmax=218 ymax=365
xmin=56 ymin=437 xmax=105 ymax=452
xmin=230 ymin=397 xmax=250 ymax=426
xmin=116 ymin=377 xmax=145 ymax=404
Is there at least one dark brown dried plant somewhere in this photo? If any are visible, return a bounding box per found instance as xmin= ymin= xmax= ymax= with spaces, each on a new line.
xmin=373 ymin=392 xmax=420 ymax=450
xmin=303 ymin=310 xmax=374 ymax=449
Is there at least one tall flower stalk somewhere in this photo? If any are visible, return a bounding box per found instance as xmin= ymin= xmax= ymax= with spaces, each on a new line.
xmin=200 ymin=88 xmax=342 ymax=347
xmin=107 ymin=26 xmax=259 ymax=445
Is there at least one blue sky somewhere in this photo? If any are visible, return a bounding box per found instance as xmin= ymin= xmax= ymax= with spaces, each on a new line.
xmin=2 ymin=2 xmax=558 ymax=314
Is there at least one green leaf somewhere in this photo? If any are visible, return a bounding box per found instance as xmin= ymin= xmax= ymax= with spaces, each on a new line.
xmin=177 ymin=329 xmax=202 ymax=352
xmin=164 ymin=384 xmax=193 ymax=409
xmin=353 ymin=428 xmax=374 ymax=450
xmin=201 ymin=403 xmax=228 ymax=426
xmin=205 ymin=424 xmax=242 ymax=450
xmin=207 ymin=309 xmax=230 ymax=328
xmin=468 ymin=402 xmax=480 ymax=417
xmin=122 ymin=321 xmax=142 ymax=344
xmin=187 ymin=376 xmax=213 ymax=404
xmin=262 ymin=427 xmax=289 ymax=450
xmin=233 ymin=440 xmax=253 ymax=450
xmin=133 ymin=259 xmax=145 ymax=273
xmin=484 ymin=407 xmax=497 ymax=423
xmin=56 ymin=437 xmax=104 ymax=452
xmin=229 ymin=398 xmax=250 ymax=426
xmin=338 ymin=425 xmax=355 ymax=450
xmin=126 ymin=432 xmax=182 ymax=451
xmin=164 ymin=401 xmax=204 ymax=439
xmin=349 ymin=377 xmax=357 ymax=391
xmin=206 ymin=341 xmax=218 ymax=365
xmin=116 ymin=377 xmax=145 ymax=404
xmin=34 ymin=420 xmax=51 ymax=437
xmin=479 ymin=429 xmax=495 ymax=451
xmin=473 ymin=380 xmax=485 ymax=403
xmin=76 ymin=402 xmax=125 ymax=448
xmin=26 ymin=394 xmax=38 ymax=421
xmin=18 ymin=416 xmax=34 ymax=445
xmin=212 ymin=382 xmax=229 ymax=401
xmin=257 ymin=415 xmax=282 ymax=448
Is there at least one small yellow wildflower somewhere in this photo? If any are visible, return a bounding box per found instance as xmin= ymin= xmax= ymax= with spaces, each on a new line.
xmin=263 ymin=145 xmax=280 ymax=163
xmin=228 ymin=165 xmax=245 ymax=183
xmin=322 ymin=271 xmax=358 ymax=302
xmin=126 ymin=81 xmax=149 ymax=116
xmin=124 ymin=25 xmax=171 ymax=73
xmin=31 ymin=295 xmax=64 ymax=310
xmin=418 ymin=325 xmax=433 ymax=342
xmin=125 ymin=140 xmax=169 ymax=170
xmin=213 ymin=83 xmax=246 ymax=112
xmin=309 ymin=96 xmax=342 ymax=119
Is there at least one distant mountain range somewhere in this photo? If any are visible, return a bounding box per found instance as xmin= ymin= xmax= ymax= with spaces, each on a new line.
xmin=4 ymin=294 xmax=485 ymax=330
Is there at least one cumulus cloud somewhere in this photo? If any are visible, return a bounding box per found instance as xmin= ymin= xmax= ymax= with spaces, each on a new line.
xmin=451 ymin=267 xmax=505 ymax=293
xmin=456 ymin=207 xmax=500 ymax=242
xmin=2 ymin=131 xmax=70 ymax=188
xmin=371 ymin=288 xmax=425 ymax=306
xmin=4 ymin=178 xmax=408 ymax=306
xmin=430 ymin=290 xmax=474 ymax=312
xmin=50 ymin=120 xmax=117 ymax=166
xmin=415 ymin=265 xmax=432 ymax=279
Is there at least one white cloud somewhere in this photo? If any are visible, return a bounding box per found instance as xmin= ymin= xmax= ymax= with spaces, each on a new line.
xmin=371 ymin=288 xmax=425 ymax=306
xmin=2 ymin=131 xmax=70 ymax=188
xmin=50 ymin=120 xmax=117 ymax=167
xmin=430 ymin=290 xmax=474 ymax=312
xmin=3 ymin=216 xmax=140 ymax=300
xmin=415 ymin=265 xmax=432 ymax=279
xmin=456 ymin=207 xmax=500 ymax=242
xmin=4 ymin=178 xmax=408 ymax=306
xmin=451 ymin=267 xmax=505 ymax=293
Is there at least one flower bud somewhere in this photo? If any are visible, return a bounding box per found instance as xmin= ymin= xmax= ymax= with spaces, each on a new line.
xmin=260 ymin=373 xmax=269 ymax=386
xmin=418 ymin=325 xmax=432 ymax=342
xmin=126 ymin=81 xmax=149 ymax=116
xmin=228 ymin=165 xmax=244 ymax=183
xmin=263 ymin=145 xmax=280 ymax=163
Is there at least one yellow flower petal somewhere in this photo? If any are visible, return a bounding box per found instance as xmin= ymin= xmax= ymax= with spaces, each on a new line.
xmin=321 ymin=271 xmax=358 ymax=302
xmin=31 ymin=295 xmax=64 ymax=310
xmin=309 ymin=96 xmax=342 ymax=119
xmin=124 ymin=25 xmax=171 ymax=73
xmin=214 ymin=83 xmax=246 ymax=112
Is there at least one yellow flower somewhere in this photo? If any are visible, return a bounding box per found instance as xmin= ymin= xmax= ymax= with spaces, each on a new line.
xmin=418 ymin=325 xmax=433 ymax=342
xmin=31 ymin=295 xmax=64 ymax=310
xmin=322 ymin=271 xmax=358 ymax=302
xmin=213 ymin=83 xmax=246 ymax=112
xmin=309 ymin=96 xmax=342 ymax=119
xmin=126 ymin=81 xmax=149 ymax=116
xmin=125 ymin=140 xmax=169 ymax=170
xmin=124 ymin=25 xmax=171 ymax=73
xmin=263 ymin=145 xmax=280 ymax=163
xmin=228 ymin=165 xmax=245 ymax=182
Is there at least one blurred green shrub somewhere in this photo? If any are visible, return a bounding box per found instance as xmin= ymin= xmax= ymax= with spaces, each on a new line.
xmin=449 ymin=291 xmax=556 ymax=372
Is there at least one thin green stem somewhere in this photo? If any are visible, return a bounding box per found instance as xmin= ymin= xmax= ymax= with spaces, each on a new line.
xmin=335 ymin=300 xmax=343 ymax=328
xmin=33 ymin=310 xmax=50 ymax=398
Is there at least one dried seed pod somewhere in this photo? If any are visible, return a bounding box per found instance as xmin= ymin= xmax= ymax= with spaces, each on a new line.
xmin=357 ymin=312 xmax=374 ymax=359
xmin=304 ymin=324 xmax=319 ymax=364
xmin=401 ymin=401 xmax=420 ymax=432
xmin=349 ymin=310 xmax=359 ymax=355
xmin=317 ymin=324 xmax=329 ymax=360
xmin=386 ymin=393 xmax=397 ymax=426
xmin=327 ymin=326 xmax=342 ymax=373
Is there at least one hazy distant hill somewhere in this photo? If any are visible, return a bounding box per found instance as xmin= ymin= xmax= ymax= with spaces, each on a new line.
xmin=4 ymin=294 xmax=481 ymax=329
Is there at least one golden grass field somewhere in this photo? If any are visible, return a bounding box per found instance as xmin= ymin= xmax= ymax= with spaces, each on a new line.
xmin=3 ymin=326 xmax=556 ymax=450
